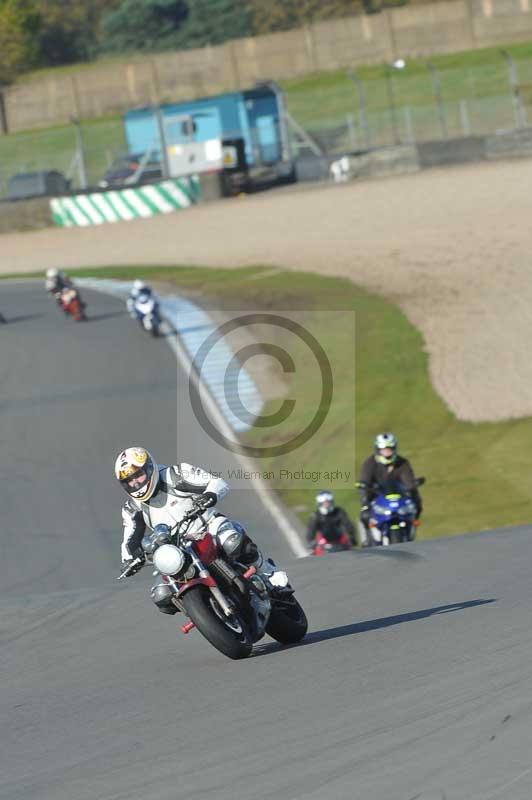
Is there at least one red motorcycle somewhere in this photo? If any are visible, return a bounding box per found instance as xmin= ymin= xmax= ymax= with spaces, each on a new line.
xmin=312 ymin=530 xmax=353 ymax=556
xmin=118 ymin=507 xmax=308 ymax=660
xmin=60 ymin=288 xmax=87 ymax=321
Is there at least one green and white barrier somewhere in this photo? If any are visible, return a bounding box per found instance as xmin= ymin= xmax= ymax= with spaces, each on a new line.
xmin=50 ymin=177 xmax=200 ymax=227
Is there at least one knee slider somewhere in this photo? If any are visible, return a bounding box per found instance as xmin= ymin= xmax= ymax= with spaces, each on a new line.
xmin=217 ymin=520 xmax=257 ymax=564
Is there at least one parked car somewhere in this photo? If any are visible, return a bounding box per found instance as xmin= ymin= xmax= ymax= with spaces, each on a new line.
xmin=98 ymin=154 xmax=162 ymax=188
xmin=7 ymin=170 xmax=71 ymax=201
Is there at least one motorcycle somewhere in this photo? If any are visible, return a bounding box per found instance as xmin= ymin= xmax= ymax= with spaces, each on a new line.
xmin=311 ymin=530 xmax=352 ymax=556
xmin=59 ymin=288 xmax=87 ymax=322
xmin=132 ymin=291 xmax=161 ymax=337
xmin=356 ymin=477 xmax=425 ymax=546
xmin=117 ymin=506 xmax=308 ymax=660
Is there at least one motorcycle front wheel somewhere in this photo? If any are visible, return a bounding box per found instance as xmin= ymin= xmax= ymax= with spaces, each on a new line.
xmin=266 ymin=596 xmax=308 ymax=644
xmin=181 ymin=585 xmax=253 ymax=660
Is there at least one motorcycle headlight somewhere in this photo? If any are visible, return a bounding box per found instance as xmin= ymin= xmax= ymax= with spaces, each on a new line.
xmin=141 ymin=534 xmax=156 ymax=554
xmin=153 ymin=544 xmax=185 ymax=576
xmin=373 ymin=504 xmax=391 ymax=515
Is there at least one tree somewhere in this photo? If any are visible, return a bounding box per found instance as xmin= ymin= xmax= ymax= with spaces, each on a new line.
xmin=176 ymin=0 xmax=252 ymax=49
xmin=100 ymin=0 xmax=188 ymax=53
xmin=249 ymin=1 xmax=367 ymax=34
xmin=36 ymin=0 xmax=121 ymax=65
xmin=0 ymin=0 xmax=40 ymax=84
xmin=248 ymin=0 xmax=412 ymax=31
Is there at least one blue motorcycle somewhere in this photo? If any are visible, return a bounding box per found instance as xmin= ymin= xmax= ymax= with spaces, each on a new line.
xmin=357 ymin=477 xmax=425 ymax=546
xmin=130 ymin=289 xmax=161 ymax=337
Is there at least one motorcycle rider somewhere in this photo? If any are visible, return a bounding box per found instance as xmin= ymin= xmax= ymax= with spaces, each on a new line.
xmin=306 ymin=490 xmax=356 ymax=548
xmin=358 ymin=432 xmax=422 ymax=535
xmin=127 ymin=279 xmax=153 ymax=318
xmin=115 ymin=446 xmax=290 ymax=615
xmin=45 ymin=267 xmax=74 ymax=293
xmin=45 ymin=268 xmax=84 ymax=309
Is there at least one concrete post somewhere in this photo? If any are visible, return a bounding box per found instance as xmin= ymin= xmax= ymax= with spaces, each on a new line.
xmin=71 ymin=117 xmax=88 ymax=190
xmin=0 ymin=90 xmax=8 ymax=134
xmin=501 ymin=50 xmax=526 ymax=129
xmin=154 ymin=105 xmax=170 ymax=179
xmin=427 ymin=62 xmax=448 ymax=139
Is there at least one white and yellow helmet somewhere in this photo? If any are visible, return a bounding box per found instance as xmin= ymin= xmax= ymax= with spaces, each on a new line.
xmin=114 ymin=446 xmax=159 ymax=501
xmin=374 ymin=432 xmax=398 ymax=465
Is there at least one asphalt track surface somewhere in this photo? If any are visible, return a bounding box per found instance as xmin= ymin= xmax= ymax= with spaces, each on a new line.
xmin=2 ymin=283 xmax=532 ymax=800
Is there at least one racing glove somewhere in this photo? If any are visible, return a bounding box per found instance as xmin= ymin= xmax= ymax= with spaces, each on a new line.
xmin=194 ymin=492 xmax=217 ymax=510
xmin=121 ymin=558 xmax=143 ymax=577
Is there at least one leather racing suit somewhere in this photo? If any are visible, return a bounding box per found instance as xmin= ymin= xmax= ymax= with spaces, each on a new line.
xmin=306 ymin=506 xmax=356 ymax=547
xmin=121 ymin=462 xmax=284 ymax=614
xmin=358 ymin=454 xmax=422 ymax=530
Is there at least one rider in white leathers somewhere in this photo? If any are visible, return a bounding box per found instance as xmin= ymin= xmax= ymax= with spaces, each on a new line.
xmin=127 ymin=279 xmax=150 ymax=317
xmin=115 ymin=447 xmax=289 ymax=614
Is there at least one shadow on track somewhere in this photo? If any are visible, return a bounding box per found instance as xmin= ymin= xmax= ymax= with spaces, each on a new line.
xmin=359 ymin=548 xmax=425 ymax=561
xmin=252 ymin=598 xmax=497 ymax=657
xmin=2 ymin=313 xmax=46 ymax=324
xmin=87 ymin=310 xmax=127 ymax=323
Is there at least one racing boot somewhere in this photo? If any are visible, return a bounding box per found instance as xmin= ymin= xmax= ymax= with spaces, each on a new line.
xmin=216 ymin=521 xmax=291 ymax=596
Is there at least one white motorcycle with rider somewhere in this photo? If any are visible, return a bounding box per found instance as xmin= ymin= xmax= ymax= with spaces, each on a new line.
xmin=127 ymin=279 xmax=161 ymax=336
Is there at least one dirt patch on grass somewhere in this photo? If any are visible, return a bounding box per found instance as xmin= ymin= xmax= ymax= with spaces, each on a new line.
xmin=2 ymin=159 xmax=532 ymax=422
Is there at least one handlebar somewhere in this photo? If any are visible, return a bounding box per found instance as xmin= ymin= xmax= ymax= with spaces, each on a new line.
xmin=355 ymin=476 xmax=426 ymax=491
xmin=180 ymin=500 xmax=210 ymax=525
xmin=116 ymin=556 xmax=144 ymax=581
xmin=118 ymin=503 xmax=211 ymax=577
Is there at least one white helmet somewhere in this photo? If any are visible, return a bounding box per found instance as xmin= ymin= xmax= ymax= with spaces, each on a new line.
xmin=316 ymin=490 xmax=335 ymax=515
xmin=46 ymin=268 xmax=58 ymax=279
xmin=374 ymin=432 xmax=398 ymax=465
xmin=133 ymin=279 xmax=146 ymax=292
xmin=114 ymin=446 xmax=159 ymax=501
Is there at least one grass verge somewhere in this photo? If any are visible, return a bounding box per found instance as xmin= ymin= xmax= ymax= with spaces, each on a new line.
xmin=6 ymin=263 xmax=531 ymax=540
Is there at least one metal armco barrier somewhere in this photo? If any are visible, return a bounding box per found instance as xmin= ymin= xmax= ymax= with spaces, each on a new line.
xmin=50 ymin=177 xmax=200 ymax=227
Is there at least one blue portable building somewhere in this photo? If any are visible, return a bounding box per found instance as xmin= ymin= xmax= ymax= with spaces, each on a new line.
xmin=123 ymin=82 xmax=292 ymax=177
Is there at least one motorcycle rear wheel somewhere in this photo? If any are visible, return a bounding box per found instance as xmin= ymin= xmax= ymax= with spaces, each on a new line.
xmin=266 ymin=596 xmax=308 ymax=644
xmin=181 ymin=585 xmax=253 ymax=660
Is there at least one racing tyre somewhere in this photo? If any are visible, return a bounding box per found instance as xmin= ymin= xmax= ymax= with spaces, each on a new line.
xmin=181 ymin=585 xmax=253 ymax=660
xmin=266 ymin=596 xmax=308 ymax=644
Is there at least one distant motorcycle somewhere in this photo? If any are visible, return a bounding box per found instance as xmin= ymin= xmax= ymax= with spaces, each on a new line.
xmin=0 ymin=312 xmax=6 ymax=324
xmin=118 ymin=506 xmax=308 ymax=660
xmin=132 ymin=290 xmax=161 ymax=337
xmin=311 ymin=531 xmax=352 ymax=556
xmin=60 ymin=288 xmax=87 ymax=322
xmin=356 ymin=477 xmax=425 ymax=546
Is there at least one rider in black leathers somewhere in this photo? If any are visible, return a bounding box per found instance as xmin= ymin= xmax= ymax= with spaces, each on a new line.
xmin=306 ymin=491 xmax=356 ymax=548
xmin=45 ymin=268 xmax=85 ymax=310
xmin=358 ymin=432 xmax=422 ymax=533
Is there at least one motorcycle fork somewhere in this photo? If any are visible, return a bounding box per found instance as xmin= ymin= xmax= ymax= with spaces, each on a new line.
xmin=183 ymin=546 xmax=236 ymax=618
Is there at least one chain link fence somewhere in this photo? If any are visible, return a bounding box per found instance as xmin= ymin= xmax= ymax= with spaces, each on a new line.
xmin=2 ymin=55 xmax=532 ymax=198
xmin=287 ymin=54 xmax=532 ymax=155
xmin=0 ymin=119 xmax=126 ymax=200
